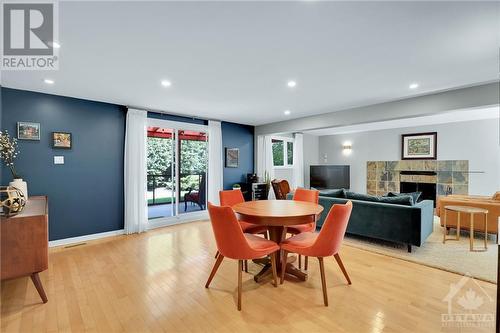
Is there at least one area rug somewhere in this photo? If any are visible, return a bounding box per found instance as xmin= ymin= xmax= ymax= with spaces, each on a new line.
xmin=342 ymin=217 xmax=497 ymax=283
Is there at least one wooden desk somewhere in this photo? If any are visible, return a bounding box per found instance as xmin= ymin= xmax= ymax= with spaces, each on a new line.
xmin=233 ymin=200 xmax=323 ymax=282
xmin=1 ymin=196 xmax=49 ymax=303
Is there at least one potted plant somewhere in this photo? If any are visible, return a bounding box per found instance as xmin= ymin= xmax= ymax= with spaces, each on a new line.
xmin=0 ymin=130 xmax=28 ymax=198
xmin=232 ymin=183 xmax=241 ymax=190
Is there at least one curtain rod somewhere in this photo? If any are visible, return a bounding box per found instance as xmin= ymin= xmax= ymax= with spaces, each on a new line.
xmin=126 ymin=105 xmax=222 ymax=123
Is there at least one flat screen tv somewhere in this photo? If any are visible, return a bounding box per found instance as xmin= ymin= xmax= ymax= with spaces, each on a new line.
xmin=310 ymin=165 xmax=350 ymax=190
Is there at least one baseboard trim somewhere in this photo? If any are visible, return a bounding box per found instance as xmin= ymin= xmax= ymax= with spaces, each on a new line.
xmin=148 ymin=211 xmax=209 ymax=230
xmin=49 ymin=229 xmax=125 ymax=248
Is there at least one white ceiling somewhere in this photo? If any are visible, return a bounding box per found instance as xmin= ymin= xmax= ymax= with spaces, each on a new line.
xmin=2 ymin=1 xmax=499 ymax=126
xmin=305 ymin=106 xmax=500 ymax=136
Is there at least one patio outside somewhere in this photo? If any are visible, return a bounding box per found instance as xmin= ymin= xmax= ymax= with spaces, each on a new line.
xmin=147 ymin=127 xmax=208 ymax=219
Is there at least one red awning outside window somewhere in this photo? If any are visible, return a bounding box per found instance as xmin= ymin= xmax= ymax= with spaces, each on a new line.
xmin=147 ymin=127 xmax=207 ymax=141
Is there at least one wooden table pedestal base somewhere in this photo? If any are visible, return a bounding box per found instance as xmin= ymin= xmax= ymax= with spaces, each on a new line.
xmin=252 ymin=225 xmax=308 ymax=283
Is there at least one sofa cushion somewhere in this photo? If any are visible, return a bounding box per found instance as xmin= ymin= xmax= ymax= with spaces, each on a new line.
xmin=387 ymin=191 xmax=422 ymax=203
xmin=345 ymin=191 xmax=414 ymax=206
xmin=317 ymin=188 xmax=346 ymax=198
xmin=345 ymin=191 xmax=380 ymax=203
xmin=379 ymin=195 xmax=414 ymax=206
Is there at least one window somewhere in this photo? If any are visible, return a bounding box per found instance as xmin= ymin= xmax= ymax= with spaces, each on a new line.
xmin=272 ymin=138 xmax=293 ymax=167
xmin=287 ymin=141 xmax=293 ymax=165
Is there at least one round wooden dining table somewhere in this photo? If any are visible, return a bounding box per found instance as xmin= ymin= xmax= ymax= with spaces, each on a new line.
xmin=232 ymin=200 xmax=323 ymax=282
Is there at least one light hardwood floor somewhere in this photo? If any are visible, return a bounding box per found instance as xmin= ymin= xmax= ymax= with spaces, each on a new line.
xmin=1 ymin=221 xmax=497 ymax=333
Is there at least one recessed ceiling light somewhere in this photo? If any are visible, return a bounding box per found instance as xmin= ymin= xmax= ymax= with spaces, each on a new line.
xmin=409 ymin=83 xmax=419 ymax=89
xmin=284 ymin=110 xmax=291 ymax=115
xmin=49 ymin=41 xmax=61 ymax=48
xmin=161 ymin=80 xmax=172 ymax=87
xmin=43 ymin=79 xmax=54 ymax=84
xmin=287 ymin=80 xmax=297 ymax=88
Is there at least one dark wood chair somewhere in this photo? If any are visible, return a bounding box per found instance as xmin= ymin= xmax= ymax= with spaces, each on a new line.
xmin=184 ymin=173 xmax=206 ymax=211
xmin=271 ymin=179 xmax=291 ymax=200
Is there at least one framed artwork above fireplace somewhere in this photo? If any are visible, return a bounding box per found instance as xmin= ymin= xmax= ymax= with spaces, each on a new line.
xmin=401 ymin=132 xmax=437 ymax=160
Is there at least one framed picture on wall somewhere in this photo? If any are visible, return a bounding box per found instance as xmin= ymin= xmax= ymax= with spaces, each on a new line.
xmin=401 ymin=132 xmax=437 ymax=160
xmin=17 ymin=122 xmax=41 ymax=141
xmin=52 ymin=132 xmax=72 ymax=149
xmin=225 ymin=148 xmax=239 ymax=168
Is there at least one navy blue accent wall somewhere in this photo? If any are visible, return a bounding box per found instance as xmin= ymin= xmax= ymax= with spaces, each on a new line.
xmin=221 ymin=122 xmax=254 ymax=189
xmin=1 ymin=88 xmax=255 ymax=240
xmin=147 ymin=111 xmax=207 ymax=125
xmin=1 ymin=88 xmax=126 ymax=241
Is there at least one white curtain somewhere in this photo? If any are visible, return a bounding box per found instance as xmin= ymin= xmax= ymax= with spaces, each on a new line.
xmin=256 ymin=135 xmax=275 ymax=198
xmin=208 ymin=120 xmax=223 ymax=205
xmin=124 ymin=108 xmax=147 ymax=234
xmin=293 ymin=133 xmax=304 ymax=189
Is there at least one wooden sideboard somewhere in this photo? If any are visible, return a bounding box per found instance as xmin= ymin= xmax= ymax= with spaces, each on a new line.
xmin=1 ymin=196 xmax=49 ymax=303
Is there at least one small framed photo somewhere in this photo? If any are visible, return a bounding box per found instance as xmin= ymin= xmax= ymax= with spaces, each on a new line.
xmin=225 ymin=148 xmax=239 ymax=168
xmin=402 ymin=132 xmax=437 ymax=160
xmin=52 ymin=132 xmax=72 ymax=149
xmin=17 ymin=122 xmax=40 ymax=140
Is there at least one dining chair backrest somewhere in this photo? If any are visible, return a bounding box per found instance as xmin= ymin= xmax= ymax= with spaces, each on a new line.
xmin=207 ymin=202 xmax=253 ymax=259
xmin=271 ymin=179 xmax=291 ymax=200
xmin=293 ymin=188 xmax=319 ymax=204
xmin=312 ymin=201 xmax=353 ymax=257
xmin=219 ymin=189 xmax=245 ymax=207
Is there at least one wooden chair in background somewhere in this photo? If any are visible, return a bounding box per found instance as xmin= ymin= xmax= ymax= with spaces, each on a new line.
xmin=271 ymin=179 xmax=291 ymax=200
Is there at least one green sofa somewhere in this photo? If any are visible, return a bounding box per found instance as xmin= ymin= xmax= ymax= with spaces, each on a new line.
xmin=287 ymin=192 xmax=434 ymax=252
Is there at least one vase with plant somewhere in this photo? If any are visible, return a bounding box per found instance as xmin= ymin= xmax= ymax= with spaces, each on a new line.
xmin=232 ymin=183 xmax=241 ymax=190
xmin=0 ymin=130 xmax=28 ymax=198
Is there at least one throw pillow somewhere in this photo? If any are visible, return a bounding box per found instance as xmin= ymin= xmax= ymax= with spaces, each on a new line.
xmin=387 ymin=191 xmax=422 ymax=203
xmin=345 ymin=191 xmax=380 ymax=203
xmin=492 ymin=191 xmax=500 ymax=201
xmin=318 ymin=188 xmax=346 ymax=198
xmin=379 ymin=195 xmax=414 ymax=206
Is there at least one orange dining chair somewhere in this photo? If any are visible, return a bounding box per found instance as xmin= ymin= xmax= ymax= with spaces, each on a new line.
xmin=280 ymin=201 xmax=353 ymax=306
xmin=286 ymin=188 xmax=320 ymax=270
xmin=218 ymin=189 xmax=269 ymax=271
xmin=205 ymin=202 xmax=279 ymax=311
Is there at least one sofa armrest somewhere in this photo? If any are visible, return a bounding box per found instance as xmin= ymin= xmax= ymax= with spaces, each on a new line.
xmin=413 ymin=200 xmax=434 ymax=246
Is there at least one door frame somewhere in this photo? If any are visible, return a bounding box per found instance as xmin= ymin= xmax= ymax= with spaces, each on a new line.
xmin=146 ymin=118 xmax=209 ymax=229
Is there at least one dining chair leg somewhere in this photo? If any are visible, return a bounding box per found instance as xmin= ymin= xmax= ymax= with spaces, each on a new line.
xmin=238 ymin=260 xmax=243 ymax=311
xmin=205 ymin=254 xmax=224 ymax=288
xmin=270 ymin=252 xmax=278 ymax=287
xmin=214 ymin=250 xmax=219 ymax=259
xmin=298 ymin=255 xmax=302 ymax=269
xmin=334 ymin=253 xmax=352 ymax=285
xmin=318 ymin=257 xmax=328 ymax=306
xmin=280 ymin=251 xmax=288 ymax=284
xmin=304 ymin=256 xmax=309 ymax=270
xmin=244 ymin=260 xmax=248 ymax=272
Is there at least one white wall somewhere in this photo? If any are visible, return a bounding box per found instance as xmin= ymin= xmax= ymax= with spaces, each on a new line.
xmin=268 ymin=133 xmax=319 ymax=189
xmin=318 ymin=119 xmax=500 ymax=196
xmin=303 ymin=133 xmax=319 ymax=188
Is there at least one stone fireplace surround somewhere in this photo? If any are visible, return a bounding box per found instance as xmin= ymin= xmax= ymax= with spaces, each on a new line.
xmin=366 ymin=160 xmax=469 ymax=198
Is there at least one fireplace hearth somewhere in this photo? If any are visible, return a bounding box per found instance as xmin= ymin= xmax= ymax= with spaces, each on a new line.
xmin=366 ymin=160 xmax=469 ymax=202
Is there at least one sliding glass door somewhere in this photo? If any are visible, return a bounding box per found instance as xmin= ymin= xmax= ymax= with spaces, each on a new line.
xmin=147 ymin=119 xmax=208 ymax=223
xmin=147 ymin=127 xmax=176 ymax=219
xmin=178 ymin=130 xmax=208 ymax=215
